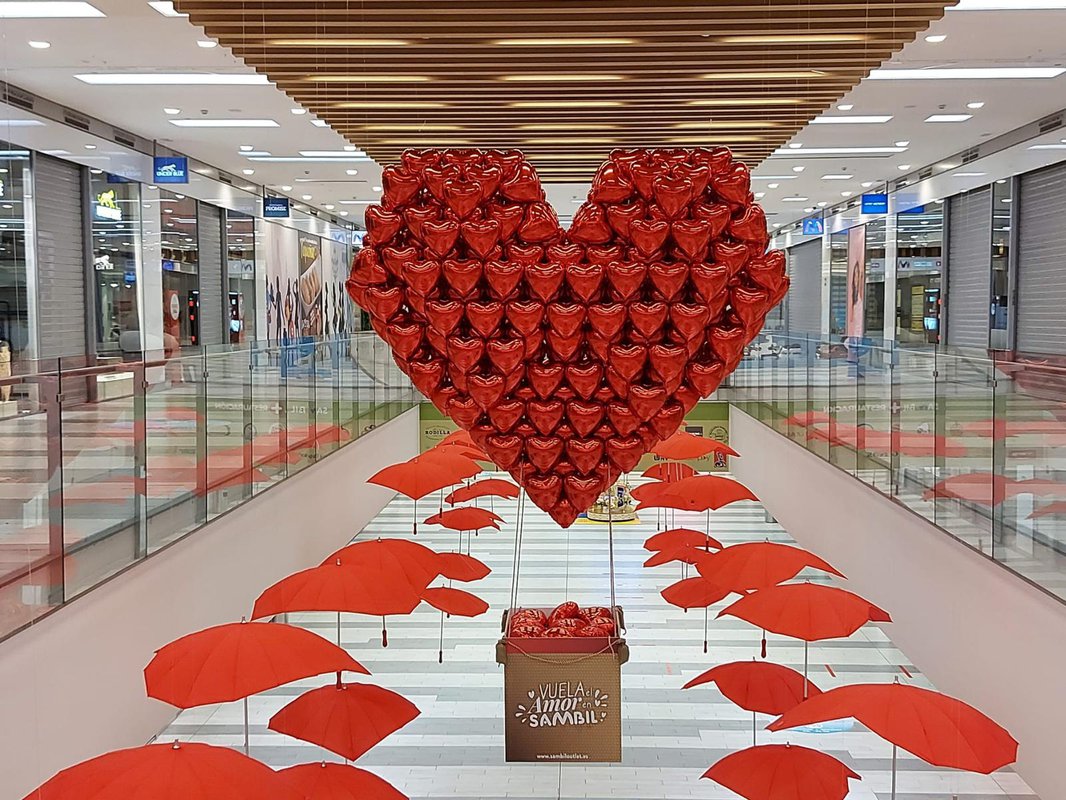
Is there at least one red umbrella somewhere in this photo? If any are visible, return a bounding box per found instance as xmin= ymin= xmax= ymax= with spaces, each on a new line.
xmin=635 ymin=475 xmax=757 ymax=512
xmin=641 ymin=462 xmax=698 ymax=482
xmin=435 ymin=551 xmax=491 ymax=581
xmin=1028 ymin=499 xmax=1066 ymax=519
xmin=278 ymin=763 xmax=406 ymax=800
xmin=958 ymin=418 xmax=1066 ymax=438
xmin=643 ymin=545 xmax=715 ymax=568
xmin=269 ymin=682 xmax=420 ymax=761
xmin=324 ymin=539 xmax=439 ymax=593
xmin=424 ymin=506 xmax=503 ymax=556
xmin=439 ymin=429 xmax=477 ymax=448
xmin=421 ymin=585 xmax=490 ymax=663
xmin=770 ymin=682 xmax=1018 ymax=797
xmin=22 ymin=741 xmax=302 ymax=800
xmin=719 ymin=583 xmax=891 ymax=679
xmin=652 ymin=431 xmax=739 ymax=460
xmin=144 ymin=621 xmax=368 ymax=753
xmin=683 ymin=660 xmax=821 ymax=745
xmin=786 ymin=411 xmax=834 ymax=427
xmin=661 ymin=575 xmax=732 ymax=653
xmin=918 ymin=473 xmax=1066 ymax=507
xmin=697 ymin=542 xmax=845 ymax=593
xmin=446 ymin=478 xmax=520 ymax=504
xmin=369 ymin=453 xmax=481 ymax=534
xmin=432 ymin=442 xmax=488 ymax=461
xmin=703 ymin=744 xmax=860 ymax=800
xmin=252 ymin=560 xmax=422 ymax=647
xmin=644 ymin=527 xmax=723 ymax=552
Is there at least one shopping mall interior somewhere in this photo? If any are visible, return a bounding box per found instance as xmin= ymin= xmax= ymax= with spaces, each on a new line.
xmin=4 ymin=1 xmax=1066 ymax=799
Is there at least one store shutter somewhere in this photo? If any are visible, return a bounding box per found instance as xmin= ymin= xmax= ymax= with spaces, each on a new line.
xmin=34 ymin=154 xmax=87 ymax=359
xmin=1017 ymin=162 xmax=1066 ymax=355
xmin=945 ymin=187 xmax=991 ymax=350
xmin=197 ymin=202 xmax=224 ymax=346
xmin=786 ymin=240 xmax=822 ymax=336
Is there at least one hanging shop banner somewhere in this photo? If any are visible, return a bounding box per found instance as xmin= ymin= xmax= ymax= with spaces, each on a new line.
xmin=153 ymin=156 xmax=189 ymax=184
xmin=860 ymin=193 xmax=888 ymax=215
xmin=846 ymin=225 xmax=866 ymax=339
xmin=298 ymin=235 xmax=323 ymax=336
xmin=263 ymin=196 xmax=290 ymax=218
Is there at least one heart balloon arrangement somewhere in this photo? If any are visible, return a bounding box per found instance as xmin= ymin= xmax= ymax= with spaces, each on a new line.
xmin=347 ymin=147 xmax=787 ymax=527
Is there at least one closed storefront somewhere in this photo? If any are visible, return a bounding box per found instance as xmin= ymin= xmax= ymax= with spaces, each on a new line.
xmin=945 ymin=187 xmax=992 ymax=350
xmin=786 ymin=239 xmax=822 ymax=336
xmin=1017 ymin=163 xmax=1066 ymax=355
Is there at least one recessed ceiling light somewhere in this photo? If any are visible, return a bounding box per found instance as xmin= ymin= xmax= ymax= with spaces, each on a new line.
xmin=339 ymin=210 xmax=349 ymax=216
xmin=494 ymin=37 xmax=637 ymax=46
xmin=804 ymin=207 xmax=815 ymax=212
xmin=343 ymin=145 xmax=357 ymax=151
xmin=792 ymin=166 xmax=805 ymax=172
xmin=310 ymin=119 xmax=328 ymax=127
xmin=301 ymin=194 xmax=312 ymax=200
xmin=346 ymin=169 xmax=359 ymax=176
xmin=967 ymin=101 xmax=985 ymax=109
xmin=781 ymin=197 xmax=810 ymax=202
xmin=898 ymin=164 xmax=912 ymax=171
xmin=773 ymin=146 xmax=907 ymax=156
xmin=196 ymin=40 xmax=217 ymax=48
xmin=298 ymin=150 xmax=367 ymax=157
xmin=335 ymin=100 xmax=446 ymax=109
xmin=1028 ymin=143 xmax=1066 ymax=149
xmin=953 ymin=172 xmax=988 ymax=177
xmin=27 ymin=39 xmax=50 ymax=48
xmin=821 ymin=174 xmax=851 ymax=180
xmin=752 ymin=175 xmax=797 ymax=181
xmin=280 ymin=185 xmax=292 ymax=191
xmin=239 ymin=144 xmax=254 ymax=152
xmin=996 ymin=179 xmax=1008 ymax=184
xmin=324 ymin=204 xmax=335 ymax=210
xmin=773 ymin=223 xmax=782 ymax=228
xmin=836 ymin=104 xmax=855 ymax=111
xmin=719 ymin=33 xmax=866 ymax=44
xmin=701 ymin=70 xmax=827 ymax=80
xmin=0 ymin=2 xmax=103 ymax=17
xmin=871 ymin=67 xmax=1066 ymax=80
xmin=754 ymin=192 xmax=765 ymax=199
xmin=841 ymin=191 xmax=853 ymax=197
xmin=817 ymin=201 xmax=828 ymax=207
xmin=242 ymin=169 xmax=255 ymax=175
xmin=76 ymin=72 xmax=269 ymax=85
xmin=89 ymin=168 xmax=102 ymax=174
xmin=372 ymin=185 xmax=382 ymax=192
xmin=250 ymin=156 xmax=368 ymax=163
xmin=163 ymin=107 xmax=181 ymax=115
xmin=84 ymin=143 xmax=97 ymax=149
xmin=148 ymin=1 xmax=186 ymax=17
xmin=812 ymin=115 xmax=893 ymax=124
xmin=925 ymin=34 xmax=948 ymax=43
xmin=767 ymin=183 xmax=780 ymax=189
xmin=926 ymin=114 xmax=972 ymax=122
xmin=861 ymin=181 xmax=875 ymax=188
xmin=788 ymin=143 xmax=803 ymax=149
xmin=895 ymin=141 xmax=910 ymax=147
xmin=307 ymin=74 xmax=432 ymax=83
xmin=500 ymin=73 xmax=625 ymax=82
xmin=688 ymin=98 xmax=803 ymax=107
xmin=170 ymin=119 xmax=279 ymax=127
xmin=290 ymin=108 xmax=307 ymax=115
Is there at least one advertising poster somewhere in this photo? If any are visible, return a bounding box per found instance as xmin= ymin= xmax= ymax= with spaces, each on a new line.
xmin=263 ymin=220 xmax=300 ymax=345
xmin=846 ymin=225 xmax=867 ymax=338
xmin=298 ymin=234 xmax=323 ymax=337
xmin=321 ymin=235 xmax=351 ymax=337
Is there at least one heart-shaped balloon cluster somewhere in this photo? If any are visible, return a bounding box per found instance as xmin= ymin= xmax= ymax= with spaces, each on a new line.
xmin=348 ymin=148 xmax=787 ymax=526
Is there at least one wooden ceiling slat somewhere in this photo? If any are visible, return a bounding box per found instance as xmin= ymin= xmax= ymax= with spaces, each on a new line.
xmin=175 ymin=0 xmax=953 ymax=181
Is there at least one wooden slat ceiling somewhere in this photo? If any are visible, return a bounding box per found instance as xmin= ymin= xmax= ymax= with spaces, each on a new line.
xmin=176 ymin=0 xmax=957 ymax=180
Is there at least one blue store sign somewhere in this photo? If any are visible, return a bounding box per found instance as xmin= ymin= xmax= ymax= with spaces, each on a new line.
xmin=860 ymin=193 xmax=889 ymax=215
xmin=264 ymin=196 xmax=290 ymax=218
xmin=153 ymin=156 xmax=189 ymax=184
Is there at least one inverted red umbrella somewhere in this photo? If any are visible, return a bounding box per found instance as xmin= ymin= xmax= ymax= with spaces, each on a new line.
xmin=422 ymin=585 xmax=490 ymax=663
xmin=269 ymin=682 xmax=420 ymax=762
xmin=703 ymin=744 xmax=860 ymax=800
xmin=697 ymin=541 xmax=845 ymax=593
xmin=278 ymin=763 xmax=406 ymax=800
xmin=661 ymin=575 xmax=732 ymax=653
xmin=653 ymin=431 xmax=739 ymax=460
xmin=641 ymin=462 xmax=698 ymax=483
xmin=22 ymin=741 xmax=303 ymax=800
xmin=719 ymin=583 xmax=891 ymax=688
xmin=683 ymin=660 xmax=821 ymax=745
xmin=144 ymin=621 xmax=368 ymax=754
xmin=252 ymin=559 xmax=422 ymax=647
xmin=770 ymin=682 xmax=1018 ymax=798
xmin=644 ymin=527 xmax=723 ymax=552
xmin=368 ymin=453 xmax=481 ymax=534
xmin=446 ymin=478 xmax=520 ymax=504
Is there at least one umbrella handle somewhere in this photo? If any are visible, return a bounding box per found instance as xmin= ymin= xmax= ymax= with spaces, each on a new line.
xmin=381 ymin=616 xmax=388 ymax=648
xmin=760 ymin=632 xmax=767 ymax=659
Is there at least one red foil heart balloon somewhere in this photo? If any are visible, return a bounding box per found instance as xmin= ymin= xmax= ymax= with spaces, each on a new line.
xmin=348 ymin=147 xmax=788 ymax=527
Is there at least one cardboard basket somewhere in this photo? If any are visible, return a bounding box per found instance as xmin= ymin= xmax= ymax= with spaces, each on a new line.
xmin=496 ymin=606 xmax=629 ymax=763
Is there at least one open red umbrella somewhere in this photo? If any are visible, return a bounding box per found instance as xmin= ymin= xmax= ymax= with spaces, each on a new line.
xmin=635 ymin=475 xmax=757 ymax=512
xmin=652 ymin=431 xmax=739 ymax=460
xmin=697 ymin=541 xmax=845 ymax=593
xmin=422 ymin=585 xmax=490 ymax=663
xmin=425 ymin=506 xmax=503 ymax=556
xmin=278 ymin=763 xmax=406 ymax=800
xmin=22 ymin=741 xmax=303 ymax=800
xmin=252 ymin=559 xmax=422 ymax=647
xmin=703 ymin=744 xmax=860 ymax=800
xmin=144 ymin=621 xmax=368 ymax=754
xmin=644 ymin=527 xmax=723 ymax=552
xmin=770 ymin=682 xmax=1018 ymax=798
xmin=269 ymin=682 xmax=420 ymax=761
xmin=446 ymin=478 xmax=520 ymax=504
xmin=719 ymin=583 xmax=891 ymax=684
xmin=683 ymin=660 xmax=821 ymax=745
xmin=643 ymin=545 xmax=715 ymax=568
xmin=661 ymin=575 xmax=732 ymax=653
xmin=439 ymin=429 xmax=477 ymax=448
xmin=641 ymin=462 xmax=698 ymax=483
xmin=435 ymin=551 xmax=491 ymax=581
xmin=324 ymin=539 xmax=439 ymax=594
xmin=369 ymin=453 xmax=481 ymax=534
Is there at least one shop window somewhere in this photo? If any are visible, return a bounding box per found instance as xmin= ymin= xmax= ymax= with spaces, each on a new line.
xmin=226 ymin=210 xmax=255 ymax=343
xmin=0 ymin=143 xmax=30 ymax=372
xmin=89 ymin=171 xmax=141 ymax=356
xmin=863 ymin=218 xmax=886 ymax=340
xmin=828 ymin=231 xmax=848 ymax=336
xmin=160 ymin=191 xmax=199 ymax=347
xmin=990 ymin=180 xmax=1012 ymax=350
xmin=895 ymin=203 xmax=944 ymax=345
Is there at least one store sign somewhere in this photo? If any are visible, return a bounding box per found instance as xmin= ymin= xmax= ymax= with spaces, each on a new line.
xmin=861 ymin=193 xmax=889 ymax=215
xmin=94 ymin=190 xmax=122 ymax=221
xmin=153 ymin=156 xmax=189 ymax=184
xmin=263 ymin=196 xmax=290 ymax=218
xmin=802 ymin=217 xmax=824 ymax=235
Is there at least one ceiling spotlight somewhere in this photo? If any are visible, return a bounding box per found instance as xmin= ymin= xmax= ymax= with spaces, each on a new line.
xmin=372 ymin=185 xmax=382 ymax=192
xmin=196 ymin=40 xmax=218 ymax=48
xmin=895 ymin=140 xmax=910 ymax=147
xmin=163 ymin=107 xmax=180 ymax=115
xmin=861 ymin=181 xmax=875 ymax=188
xmin=788 ymin=143 xmax=803 ymax=149
xmin=301 ymin=194 xmax=312 ymax=200
xmin=925 ymin=34 xmax=948 ymax=43
xmin=339 ymin=211 xmax=349 ymax=216
xmin=754 ymin=191 xmax=765 ymax=198
xmin=324 ymin=204 xmax=335 ymax=210
xmin=291 ymin=108 xmax=307 ymax=115
xmin=792 ymin=166 xmax=805 ymax=172
xmin=280 ymin=185 xmax=292 ymax=191
xmin=836 ymin=103 xmax=854 ymax=111
xmin=242 ymin=169 xmax=254 ymax=175
xmin=343 ymin=145 xmax=357 ymax=151
xmin=345 ymin=169 xmax=359 ymax=176
xmin=967 ymin=101 xmax=985 ymax=109
xmin=898 ymin=164 xmax=912 ymax=171
xmin=239 ymin=144 xmax=254 ymax=152
xmin=817 ymin=201 xmax=828 ymax=207
xmin=841 ymin=191 xmax=853 ymax=197
xmin=767 ymin=183 xmax=780 ymax=189
xmin=28 ymin=40 xmax=50 ymax=48
xmin=84 ymin=143 xmax=97 ymax=149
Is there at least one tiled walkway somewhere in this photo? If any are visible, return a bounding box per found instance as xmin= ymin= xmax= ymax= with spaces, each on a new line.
xmin=160 ymin=473 xmax=1038 ymax=800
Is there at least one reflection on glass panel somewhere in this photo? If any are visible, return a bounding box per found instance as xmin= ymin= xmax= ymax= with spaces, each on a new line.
xmin=828 ymin=231 xmax=848 ymax=336
xmin=226 ymin=211 xmax=255 ymax=343
xmin=990 ymin=179 xmax=1012 ymax=350
xmin=89 ymin=172 xmax=141 ymax=356
xmin=895 ymin=201 xmax=944 ymax=345
xmin=160 ymin=191 xmax=199 ymax=347
xmin=864 ymin=218 xmax=886 ymax=337
xmin=0 ymin=143 xmax=31 ymax=373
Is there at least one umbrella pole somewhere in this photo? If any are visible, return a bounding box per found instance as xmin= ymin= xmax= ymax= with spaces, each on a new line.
xmin=336 ymin=611 xmax=342 ymax=648
xmin=243 ymin=696 xmax=249 ymax=755
xmin=752 ymin=710 xmax=757 ymax=747
xmin=438 ymin=608 xmax=445 ymax=664
xmin=803 ymin=640 xmax=809 ymax=698
xmin=891 ymin=743 xmax=897 ymax=800
xmin=413 ymin=496 xmax=417 ymax=536
xmin=703 ymin=605 xmax=708 ymax=654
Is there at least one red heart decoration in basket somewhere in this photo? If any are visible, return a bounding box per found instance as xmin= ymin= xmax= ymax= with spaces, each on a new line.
xmin=348 ymin=148 xmax=788 ymax=527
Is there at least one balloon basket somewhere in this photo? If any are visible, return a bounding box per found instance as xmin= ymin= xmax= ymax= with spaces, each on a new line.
xmin=496 ymin=606 xmax=628 ymax=763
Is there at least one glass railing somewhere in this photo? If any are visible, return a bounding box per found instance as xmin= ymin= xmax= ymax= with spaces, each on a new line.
xmin=723 ymin=332 xmax=1066 ymax=604
xmin=0 ymin=333 xmax=417 ymax=641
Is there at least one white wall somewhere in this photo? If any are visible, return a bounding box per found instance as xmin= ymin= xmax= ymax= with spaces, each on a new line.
xmin=730 ymin=407 xmax=1066 ymax=800
xmin=1 ymin=407 xmax=418 ymax=799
